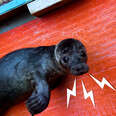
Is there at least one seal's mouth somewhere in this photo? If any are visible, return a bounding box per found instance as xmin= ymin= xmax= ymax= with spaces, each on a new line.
xmin=70 ymin=63 xmax=89 ymax=76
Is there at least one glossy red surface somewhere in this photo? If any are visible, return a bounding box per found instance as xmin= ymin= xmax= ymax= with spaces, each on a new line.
xmin=0 ymin=0 xmax=116 ymax=116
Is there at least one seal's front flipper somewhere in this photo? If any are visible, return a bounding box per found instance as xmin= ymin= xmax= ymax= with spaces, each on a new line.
xmin=26 ymin=78 xmax=50 ymax=116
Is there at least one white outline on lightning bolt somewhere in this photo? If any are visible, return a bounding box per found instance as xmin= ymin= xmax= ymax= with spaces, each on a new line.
xmin=67 ymin=78 xmax=76 ymax=108
xmin=82 ymin=81 xmax=95 ymax=107
xmin=89 ymin=74 xmax=116 ymax=91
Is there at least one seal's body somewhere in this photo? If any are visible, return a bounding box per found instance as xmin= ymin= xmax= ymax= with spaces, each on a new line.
xmin=0 ymin=38 xmax=89 ymax=116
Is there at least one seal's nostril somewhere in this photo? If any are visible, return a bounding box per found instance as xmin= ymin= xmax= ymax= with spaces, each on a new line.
xmin=76 ymin=68 xmax=80 ymax=72
xmin=72 ymin=65 xmax=82 ymax=72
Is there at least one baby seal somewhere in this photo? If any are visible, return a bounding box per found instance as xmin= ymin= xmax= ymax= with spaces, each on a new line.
xmin=0 ymin=38 xmax=89 ymax=116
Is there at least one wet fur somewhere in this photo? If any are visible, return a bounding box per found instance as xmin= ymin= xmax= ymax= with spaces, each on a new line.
xmin=0 ymin=38 xmax=89 ymax=116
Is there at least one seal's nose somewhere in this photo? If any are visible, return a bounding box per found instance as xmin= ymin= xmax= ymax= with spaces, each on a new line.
xmin=71 ymin=64 xmax=82 ymax=72
xmin=71 ymin=63 xmax=89 ymax=76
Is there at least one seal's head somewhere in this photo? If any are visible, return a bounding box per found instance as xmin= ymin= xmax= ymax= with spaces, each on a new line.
xmin=55 ymin=38 xmax=89 ymax=76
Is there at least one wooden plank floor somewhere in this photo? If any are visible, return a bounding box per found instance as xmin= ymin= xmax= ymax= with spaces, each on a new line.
xmin=0 ymin=0 xmax=116 ymax=116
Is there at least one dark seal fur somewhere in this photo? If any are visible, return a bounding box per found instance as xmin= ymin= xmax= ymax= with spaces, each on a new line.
xmin=0 ymin=38 xmax=89 ymax=116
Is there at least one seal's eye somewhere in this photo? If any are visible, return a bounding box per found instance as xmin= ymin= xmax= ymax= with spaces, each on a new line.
xmin=62 ymin=56 xmax=69 ymax=64
xmin=80 ymin=52 xmax=86 ymax=57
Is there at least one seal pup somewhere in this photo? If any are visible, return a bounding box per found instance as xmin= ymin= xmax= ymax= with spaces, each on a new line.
xmin=0 ymin=38 xmax=89 ymax=116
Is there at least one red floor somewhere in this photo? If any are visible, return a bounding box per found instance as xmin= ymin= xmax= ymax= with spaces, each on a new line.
xmin=0 ymin=0 xmax=116 ymax=116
